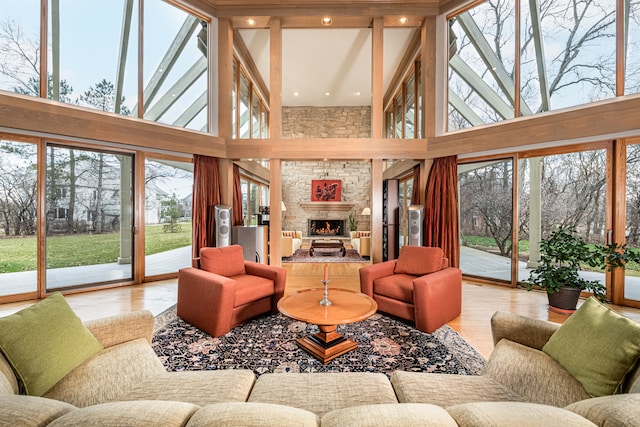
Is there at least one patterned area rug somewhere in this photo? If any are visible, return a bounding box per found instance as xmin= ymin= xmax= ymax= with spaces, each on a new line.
xmin=282 ymin=248 xmax=368 ymax=263
xmin=153 ymin=306 xmax=485 ymax=377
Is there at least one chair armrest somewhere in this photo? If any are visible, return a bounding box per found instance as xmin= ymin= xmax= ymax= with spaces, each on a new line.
xmin=490 ymin=311 xmax=560 ymax=350
xmin=359 ymin=237 xmax=371 ymax=256
xmin=359 ymin=261 xmax=397 ymax=296
xmin=84 ymin=310 xmax=155 ymax=347
xmin=245 ymin=262 xmax=287 ymax=302
xmin=281 ymin=236 xmax=294 ymax=257
xmin=412 ymin=267 xmax=462 ymax=333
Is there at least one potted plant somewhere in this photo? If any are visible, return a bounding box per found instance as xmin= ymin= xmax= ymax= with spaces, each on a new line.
xmin=525 ymin=227 xmax=608 ymax=310
xmin=348 ymin=211 xmax=359 ymax=232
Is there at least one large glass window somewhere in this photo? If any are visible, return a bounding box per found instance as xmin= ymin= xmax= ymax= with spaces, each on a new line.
xmin=448 ymin=1 xmax=618 ymax=130
xmin=0 ymin=140 xmax=38 ymax=297
xmin=625 ymin=1 xmax=640 ymax=95
xmin=625 ymin=142 xmax=640 ymax=301
xmin=144 ymin=158 xmax=193 ymax=278
xmin=448 ymin=2 xmax=516 ymax=130
xmin=1 ymin=0 xmax=41 ymax=95
xmin=45 ymin=146 xmax=134 ymax=290
xmin=518 ymin=149 xmax=607 ymax=284
xmin=385 ymin=61 xmax=421 ymax=138
xmin=143 ymin=1 xmax=207 ymax=131
xmin=398 ymin=176 xmax=414 ymax=248
xmin=241 ymin=175 xmax=269 ymax=226
xmin=459 ymin=159 xmax=514 ymax=282
xmin=520 ymin=0 xmax=616 ymax=113
xmin=47 ymin=0 xmax=138 ymax=114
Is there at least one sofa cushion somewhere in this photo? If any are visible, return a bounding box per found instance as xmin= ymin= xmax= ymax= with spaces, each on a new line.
xmin=48 ymin=400 xmax=199 ymax=427
xmin=483 ymin=339 xmax=589 ymax=407
xmin=248 ymin=373 xmax=398 ymax=417
xmin=0 ymin=293 xmax=103 ymax=396
xmin=446 ymin=402 xmax=597 ymax=427
xmin=321 ymin=403 xmax=457 ymax=427
xmin=390 ymin=371 xmax=524 ymax=407
xmin=282 ymin=231 xmax=296 ymax=237
xmin=542 ymin=297 xmax=640 ymax=397
xmin=232 ymin=274 xmax=275 ymax=307
xmin=0 ymin=353 xmax=19 ymax=395
xmin=394 ymin=246 xmax=444 ymax=276
xmin=187 ymin=402 xmax=319 ymax=427
xmin=0 ymin=395 xmax=77 ymax=426
xmin=43 ymin=338 xmax=165 ymax=407
xmin=119 ymin=370 xmax=257 ymax=406
xmin=200 ymin=245 xmax=246 ymax=277
xmin=373 ymin=274 xmax=415 ymax=303
xmin=565 ymin=393 xmax=640 ymax=426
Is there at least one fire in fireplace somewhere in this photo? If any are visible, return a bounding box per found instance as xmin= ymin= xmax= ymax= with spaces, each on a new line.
xmin=308 ymin=219 xmax=346 ymax=237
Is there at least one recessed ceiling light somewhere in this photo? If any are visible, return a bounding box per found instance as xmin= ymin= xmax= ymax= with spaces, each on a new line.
xmin=293 ymin=91 xmax=299 ymax=97
xmin=321 ymin=17 xmax=332 ymax=26
xmin=398 ymin=17 xmax=409 ymax=25
xmin=353 ymin=91 xmax=361 ymax=96
xmin=324 ymin=91 xmax=331 ymax=96
xmin=246 ymin=18 xmax=256 ymax=26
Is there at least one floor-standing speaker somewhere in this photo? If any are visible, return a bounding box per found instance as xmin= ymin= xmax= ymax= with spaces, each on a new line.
xmin=214 ymin=204 xmax=232 ymax=247
xmin=408 ymin=205 xmax=424 ymax=246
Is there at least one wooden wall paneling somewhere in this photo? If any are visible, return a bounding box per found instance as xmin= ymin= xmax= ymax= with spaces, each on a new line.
xmin=430 ymin=96 xmax=640 ymax=160
xmin=134 ymin=152 xmax=146 ymax=282
xmin=226 ymin=137 xmax=429 ymax=160
xmin=269 ymin=17 xmax=282 ymax=140
xmin=422 ymin=16 xmax=436 ymax=138
xmin=0 ymin=93 xmax=225 ymax=157
xmin=269 ymin=159 xmax=283 ymax=265
xmin=217 ymin=18 xmax=234 ymax=139
xmin=371 ymin=159 xmax=384 ymax=263
xmin=611 ymin=140 xmax=626 ymax=304
xmin=37 ymin=139 xmax=46 ymax=298
xmin=371 ymin=17 xmax=384 ymax=139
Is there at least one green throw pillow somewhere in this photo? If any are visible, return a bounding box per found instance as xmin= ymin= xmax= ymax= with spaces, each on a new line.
xmin=542 ymin=296 xmax=640 ymax=397
xmin=0 ymin=292 xmax=103 ymax=396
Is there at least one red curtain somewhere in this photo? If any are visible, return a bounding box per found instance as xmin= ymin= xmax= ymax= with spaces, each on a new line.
xmin=425 ymin=156 xmax=460 ymax=267
xmin=411 ymin=164 xmax=421 ymax=205
xmin=192 ymin=155 xmax=221 ymax=258
xmin=232 ymin=164 xmax=244 ymax=226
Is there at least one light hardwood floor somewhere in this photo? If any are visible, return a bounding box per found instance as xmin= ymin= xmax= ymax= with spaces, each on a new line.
xmin=2 ymin=262 xmax=639 ymax=358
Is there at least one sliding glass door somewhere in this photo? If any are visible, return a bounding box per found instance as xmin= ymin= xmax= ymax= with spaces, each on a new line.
xmin=458 ymin=159 xmax=514 ymax=282
xmin=45 ymin=145 xmax=134 ymax=290
xmin=144 ymin=158 xmax=193 ymax=278
xmin=0 ymin=140 xmax=38 ymax=297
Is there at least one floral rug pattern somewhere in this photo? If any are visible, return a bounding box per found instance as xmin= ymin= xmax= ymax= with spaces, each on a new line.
xmin=153 ymin=306 xmax=485 ymax=376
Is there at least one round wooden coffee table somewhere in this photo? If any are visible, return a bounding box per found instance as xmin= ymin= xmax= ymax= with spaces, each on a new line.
xmin=277 ymin=288 xmax=377 ymax=363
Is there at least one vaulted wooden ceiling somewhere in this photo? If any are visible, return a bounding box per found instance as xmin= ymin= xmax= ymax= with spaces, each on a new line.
xmin=181 ymin=0 xmax=467 ymax=26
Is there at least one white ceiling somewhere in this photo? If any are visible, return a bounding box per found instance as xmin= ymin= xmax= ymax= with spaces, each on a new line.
xmin=237 ymin=27 xmax=417 ymax=107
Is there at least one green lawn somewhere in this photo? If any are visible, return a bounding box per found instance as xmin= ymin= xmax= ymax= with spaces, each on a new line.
xmin=0 ymin=223 xmax=191 ymax=273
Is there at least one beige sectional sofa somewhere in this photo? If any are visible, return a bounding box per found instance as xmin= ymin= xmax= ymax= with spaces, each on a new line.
xmin=1 ymin=307 xmax=639 ymax=426
xmin=349 ymin=230 xmax=371 ymax=257
xmin=281 ymin=230 xmax=303 ymax=257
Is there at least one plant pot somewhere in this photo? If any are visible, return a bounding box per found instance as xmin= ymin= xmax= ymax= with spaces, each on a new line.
xmin=548 ymin=286 xmax=581 ymax=311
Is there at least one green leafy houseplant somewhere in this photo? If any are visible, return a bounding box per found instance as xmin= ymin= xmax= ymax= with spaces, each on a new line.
xmin=526 ymin=227 xmax=640 ymax=306
xmin=348 ymin=212 xmax=359 ymax=232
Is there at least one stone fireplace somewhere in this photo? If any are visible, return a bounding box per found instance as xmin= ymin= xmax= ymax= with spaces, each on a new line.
xmin=308 ymin=219 xmax=346 ymax=237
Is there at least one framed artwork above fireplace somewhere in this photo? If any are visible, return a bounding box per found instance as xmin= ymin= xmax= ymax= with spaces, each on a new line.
xmin=311 ymin=179 xmax=342 ymax=202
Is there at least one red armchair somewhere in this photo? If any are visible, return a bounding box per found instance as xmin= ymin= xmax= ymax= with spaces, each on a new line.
xmin=359 ymin=246 xmax=462 ymax=333
xmin=177 ymin=245 xmax=286 ymax=337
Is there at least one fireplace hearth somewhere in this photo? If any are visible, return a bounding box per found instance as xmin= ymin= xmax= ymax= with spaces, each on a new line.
xmin=308 ymin=219 xmax=346 ymax=237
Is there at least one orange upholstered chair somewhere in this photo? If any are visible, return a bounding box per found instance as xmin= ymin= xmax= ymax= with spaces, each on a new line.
xmin=359 ymin=246 xmax=462 ymax=333
xmin=177 ymin=245 xmax=286 ymax=337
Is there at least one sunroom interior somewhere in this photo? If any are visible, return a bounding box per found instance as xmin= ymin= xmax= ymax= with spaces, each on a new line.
xmin=0 ymin=0 xmax=639 ymax=313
